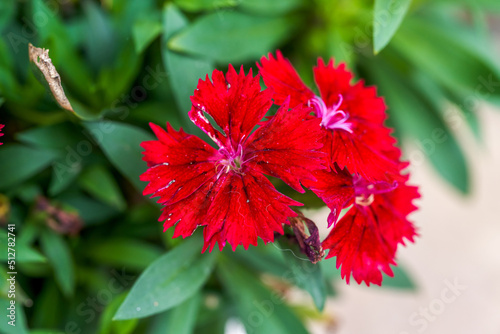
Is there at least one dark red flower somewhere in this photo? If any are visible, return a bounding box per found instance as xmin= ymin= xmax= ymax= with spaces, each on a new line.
xmin=0 ymin=124 xmax=4 ymax=145
xmin=141 ymin=65 xmax=325 ymax=251
xmin=258 ymin=51 xmax=402 ymax=182
xmin=321 ymin=174 xmax=419 ymax=285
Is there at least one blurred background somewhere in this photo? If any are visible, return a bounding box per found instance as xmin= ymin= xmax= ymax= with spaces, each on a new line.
xmin=1 ymin=0 xmax=500 ymax=333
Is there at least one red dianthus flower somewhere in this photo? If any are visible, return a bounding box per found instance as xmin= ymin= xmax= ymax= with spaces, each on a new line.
xmin=141 ymin=65 xmax=325 ymax=252
xmin=316 ymin=167 xmax=419 ymax=285
xmin=258 ymin=51 xmax=419 ymax=285
xmin=258 ymin=51 xmax=402 ymax=182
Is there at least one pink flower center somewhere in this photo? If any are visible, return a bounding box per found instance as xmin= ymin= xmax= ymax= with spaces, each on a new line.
xmin=217 ymin=144 xmax=246 ymax=178
xmin=308 ymin=95 xmax=353 ymax=133
xmin=353 ymin=176 xmax=397 ymax=207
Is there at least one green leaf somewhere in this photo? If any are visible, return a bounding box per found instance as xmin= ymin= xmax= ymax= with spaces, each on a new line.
xmin=29 ymin=281 xmax=64 ymax=329
xmin=218 ymin=258 xmax=309 ymax=334
xmin=86 ymin=238 xmax=163 ymax=272
xmin=82 ymin=0 xmax=118 ymax=70
xmin=95 ymin=41 xmax=143 ymax=107
xmin=98 ymin=293 xmax=139 ymax=334
xmin=393 ymin=16 xmax=500 ymax=103
xmin=0 ymin=230 xmax=46 ymax=264
xmin=40 ymin=229 xmax=75 ymax=297
xmin=239 ymin=0 xmax=304 ymax=14
xmin=48 ymin=159 xmax=82 ymax=196
xmin=79 ymin=165 xmax=127 ymax=210
xmin=114 ymin=237 xmax=217 ymax=320
xmin=373 ymin=0 xmax=412 ymax=53
xmin=379 ymin=264 xmax=416 ymax=289
xmin=412 ymin=72 xmax=481 ymax=141
xmin=368 ymin=59 xmax=470 ymax=193
xmin=164 ymin=293 xmax=202 ymax=334
xmin=231 ymin=243 xmax=289 ymax=278
xmin=173 ymin=0 xmax=237 ymax=12
xmin=82 ymin=121 xmax=154 ymax=193
xmin=16 ymin=122 xmax=86 ymax=151
xmin=162 ymin=4 xmax=214 ymax=131
xmin=0 ymin=1 xmax=16 ymax=30
xmin=0 ymin=145 xmax=59 ymax=190
xmin=133 ymin=19 xmax=162 ymax=53
xmin=0 ymin=298 xmax=29 ymax=334
xmin=58 ymin=194 xmax=119 ymax=225
xmin=109 ymin=0 xmax=157 ymax=39
xmin=168 ymin=11 xmax=296 ymax=63
xmin=16 ymin=123 xmax=87 ymax=195
xmin=278 ymin=240 xmax=327 ymax=311
xmin=1 ymin=229 xmax=45 ymax=264
xmin=434 ymin=0 xmax=500 ymax=11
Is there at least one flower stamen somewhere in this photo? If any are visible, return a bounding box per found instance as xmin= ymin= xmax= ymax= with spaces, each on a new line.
xmin=353 ymin=175 xmax=397 ymax=207
xmin=216 ymin=143 xmax=250 ymax=178
xmin=308 ymin=95 xmax=353 ymax=133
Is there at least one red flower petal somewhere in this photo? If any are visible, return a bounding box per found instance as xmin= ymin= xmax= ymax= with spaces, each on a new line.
xmin=258 ymin=50 xmax=315 ymax=107
xmin=141 ymin=123 xmax=218 ymax=205
xmin=313 ymin=59 xmax=356 ymax=108
xmin=202 ymin=169 xmax=301 ymax=251
xmin=246 ymin=100 xmax=326 ymax=192
xmin=0 ymin=124 xmax=4 ymax=145
xmin=304 ymin=165 xmax=354 ymax=226
xmin=327 ymin=130 xmax=403 ymax=182
xmin=322 ymin=206 xmax=395 ymax=286
xmin=322 ymin=181 xmax=419 ymax=286
xmin=189 ymin=64 xmax=273 ymax=147
xmin=159 ymin=179 xmax=219 ymax=239
xmin=371 ymin=181 xmax=420 ymax=247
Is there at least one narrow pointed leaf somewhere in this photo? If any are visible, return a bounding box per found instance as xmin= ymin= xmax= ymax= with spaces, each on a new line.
xmin=162 ymin=4 xmax=214 ymax=130
xmin=164 ymin=293 xmax=202 ymax=334
xmin=218 ymin=258 xmax=309 ymax=334
xmin=79 ymin=165 xmax=127 ymax=210
xmin=40 ymin=229 xmax=75 ymax=297
xmin=114 ymin=237 xmax=217 ymax=320
xmin=168 ymin=11 xmax=296 ymax=63
xmin=373 ymin=0 xmax=412 ymax=53
xmin=278 ymin=239 xmax=327 ymax=311
xmin=83 ymin=121 xmax=154 ymax=193
xmin=0 ymin=145 xmax=59 ymax=190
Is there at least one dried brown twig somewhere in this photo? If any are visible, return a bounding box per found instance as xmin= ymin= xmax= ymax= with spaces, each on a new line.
xmin=28 ymin=43 xmax=74 ymax=112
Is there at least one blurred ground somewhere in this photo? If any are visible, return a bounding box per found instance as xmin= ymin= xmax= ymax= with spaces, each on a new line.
xmin=309 ymin=102 xmax=500 ymax=334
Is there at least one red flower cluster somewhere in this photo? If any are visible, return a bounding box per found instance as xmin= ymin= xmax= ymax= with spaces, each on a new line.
xmin=141 ymin=52 xmax=419 ymax=286
xmin=258 ymin=51 xmax=419 ymax=285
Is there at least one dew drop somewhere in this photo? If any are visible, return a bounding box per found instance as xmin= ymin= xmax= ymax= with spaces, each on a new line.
xmin=136 ymin=307 xmax=141 ymax=312
xmin=154 ymin=301 xmax=159 ymax=307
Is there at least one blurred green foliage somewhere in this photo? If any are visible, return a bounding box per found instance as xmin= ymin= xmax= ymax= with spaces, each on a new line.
xmin=0 ymin=0 xmax=499 ymax=333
